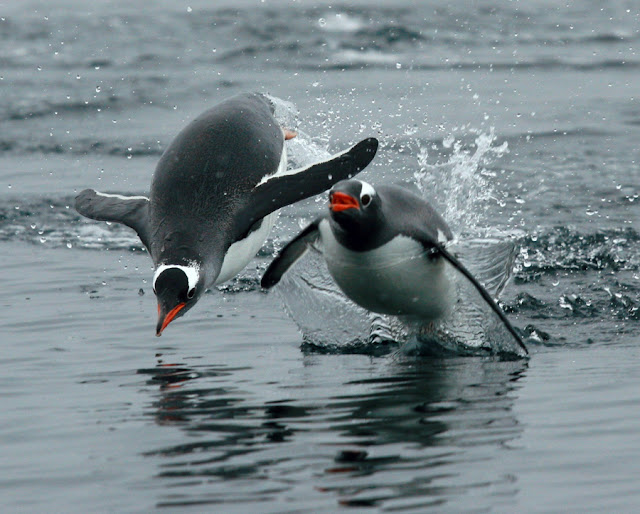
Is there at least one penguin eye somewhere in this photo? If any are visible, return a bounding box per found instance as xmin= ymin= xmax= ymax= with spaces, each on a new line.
xmin=187 ymin=287 xmax=195 ymax=299
xmin=360 ymin=194 xmax=372 ymax=206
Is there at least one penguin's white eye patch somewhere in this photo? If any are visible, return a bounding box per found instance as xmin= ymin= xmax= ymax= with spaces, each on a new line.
xmin=358 ymin=180 xmax=376 ymax=205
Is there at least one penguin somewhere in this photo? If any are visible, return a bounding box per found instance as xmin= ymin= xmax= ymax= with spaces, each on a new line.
xmin=75 ymin=93 xmax=378 ymax=335
xmin=261 ymin=179 xmax=527 ymax=354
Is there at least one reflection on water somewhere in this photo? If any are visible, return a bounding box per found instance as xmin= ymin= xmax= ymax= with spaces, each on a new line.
xmin=139 ymin=355 xmax=527 ymax=510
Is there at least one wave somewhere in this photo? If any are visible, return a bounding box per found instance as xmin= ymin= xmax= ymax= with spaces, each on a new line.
xmin=296 ymin=57 xmax=640 ymax=72
xmin=2 ymin=5 xmax=637 ymax=77
xmin=515 ymin=226 xmax=640 ymax=278
xmin=0 ymin=137 xmax=164 ymax=157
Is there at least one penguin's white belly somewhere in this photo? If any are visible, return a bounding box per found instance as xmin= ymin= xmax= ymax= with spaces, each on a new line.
xmin=215 ymin=146 xmax=288 ymax=286
xmin=319 ymin=222 xmax=455 ymax=320
xmin=216 ymin=211 xmax=277 ymax=285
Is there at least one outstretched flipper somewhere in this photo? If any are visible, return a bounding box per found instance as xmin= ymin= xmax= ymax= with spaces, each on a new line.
xmin=261 ymin=219 xmax=321 ymax=289
xmin=75 ymin=189 xmax=152 ymax=252
xmin=242 ymin=138 xmax=378 ymax=227
xmin=424 ymin=241 xmax=528 ymax=355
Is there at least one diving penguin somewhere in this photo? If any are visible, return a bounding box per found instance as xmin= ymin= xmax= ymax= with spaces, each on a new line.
xmin=261 ymin=179 xmax=527 ymax=354
xmin=75 ymin=93 xmax=378 ymax=335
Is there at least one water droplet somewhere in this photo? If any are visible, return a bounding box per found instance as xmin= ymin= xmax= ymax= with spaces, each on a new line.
xmin=396 ymin=62 xmax=402 ymax=69
xmin=442 ymin=134 xmax=455 ymax=148
xmin=187 ymin=6 xmax=192 ymax=12
xmin=95 ymin=85 xmax=101 ymax=93
xmin=66 ymin=242 xmax=72 ymax=249
xmin=7 ymin=184 xmax=11 ymax=189
xmin=318 ymin=18 xmax=326 ymax=27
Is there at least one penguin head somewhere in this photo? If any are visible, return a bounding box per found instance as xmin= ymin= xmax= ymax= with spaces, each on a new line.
xmin=328 ymin=179 xmax=380 ymax=233
xmin=153 ymin=264 xmax=203 ymax=336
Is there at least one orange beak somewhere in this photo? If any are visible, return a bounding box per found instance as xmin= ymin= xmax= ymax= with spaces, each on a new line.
xmin=156 ymin=302 xmax=186 ymax=337
xmin=330 ymin=191 xmax=359 ymax=212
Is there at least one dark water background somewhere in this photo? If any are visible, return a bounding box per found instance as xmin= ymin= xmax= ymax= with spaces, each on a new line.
xmin=1 ymin=0 xmax=639 ymax=511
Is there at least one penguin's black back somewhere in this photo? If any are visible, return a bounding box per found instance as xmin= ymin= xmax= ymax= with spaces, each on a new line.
xmin=148 ymin=93 xmax=282 ymax=259
xmin=378 ymin=184 xmax=453 ymax=244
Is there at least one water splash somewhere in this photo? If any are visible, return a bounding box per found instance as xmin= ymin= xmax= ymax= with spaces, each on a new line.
xmin=273 ymin=239 xmax=526 ymax=358
xmin=267 ymin=122 xmax=529 ymax=356
xmin=265 ymin=93 xmax=333 ymax=170
xmin=413 ymin=128 xmax=508 ymax=236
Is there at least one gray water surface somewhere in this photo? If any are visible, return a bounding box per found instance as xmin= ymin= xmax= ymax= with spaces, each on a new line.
xmin=1 ymin=0 xmax=639 ymax=512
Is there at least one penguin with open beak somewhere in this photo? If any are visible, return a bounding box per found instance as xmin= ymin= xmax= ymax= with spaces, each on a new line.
xmin=261 ymin=179 xmax=527 ymax=355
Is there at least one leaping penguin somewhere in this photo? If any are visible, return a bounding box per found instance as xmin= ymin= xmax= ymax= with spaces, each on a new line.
xmin=261 ymin=179 xmax=527 ymax=355
xmin=75 ymin=93 xmax=378 ymax=335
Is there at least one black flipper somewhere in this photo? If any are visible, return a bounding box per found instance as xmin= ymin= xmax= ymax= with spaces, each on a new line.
xmin=427 ymin=242 xmax=528 ymax=355
xmin=75 ymin=189 xmax=152 ymax=252
xmin=242 ymin=138 xmax=378 ymax=227
xmin=261 ymin=218 xmax=321 ymax=289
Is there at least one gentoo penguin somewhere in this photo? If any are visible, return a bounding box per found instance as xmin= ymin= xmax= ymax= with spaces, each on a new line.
xmin=261 ymin=179 xmax=527 ymax=354
xmin=75 ymin=93 xmax=378 ymax=335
